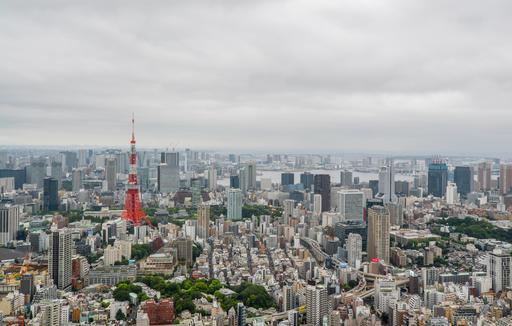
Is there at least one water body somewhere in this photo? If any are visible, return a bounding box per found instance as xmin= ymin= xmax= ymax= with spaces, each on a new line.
xmin=218 ymin=169 xmax=414 ymax=187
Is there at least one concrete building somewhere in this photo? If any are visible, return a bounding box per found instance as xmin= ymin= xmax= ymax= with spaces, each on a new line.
xmin=0 ymin=205 xmax=19 ymax=246
xmin=227 ymin=188 xmax=242 ymax=220
xmin=367 ymin=206 xmax=390 ymax=263
xmin=337 ymin=190 xmax=364 ymax=221
xmin=49 ymin=228 xmax=73 ymax=290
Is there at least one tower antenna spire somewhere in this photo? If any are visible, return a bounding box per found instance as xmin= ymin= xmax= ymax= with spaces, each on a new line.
xmin=131 ymin=112 xmax=135 ymax=141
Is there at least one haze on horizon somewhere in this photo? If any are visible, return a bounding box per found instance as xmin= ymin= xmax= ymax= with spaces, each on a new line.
xmin=1 ymin=0 xmax=511 ymax=156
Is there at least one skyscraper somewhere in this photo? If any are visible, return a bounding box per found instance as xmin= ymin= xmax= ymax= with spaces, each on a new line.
xmin=0 ymin=205 xmax=19 ymax=246
xmin=49 ymin=228 xmax=72 ymax=290
xmin=191 ymin=178 xmax=202 ymax=208
xmin=454 ymin=166 xmax=472 ymax=198
xmin=28 ymin=159 xmax=46 ymax=189
xmin=340 ymin=170 xmax=353 ymax=187
xmin=71 ymin=168 xmax=82 ymax=192
xmin=227 ymin=188 xmax=242 ymax=220
xmin=300 ymin=172 xmax=314 ymax=190
xmin=367 ymin=206 xmax=390 ymax=263
xmin=50 ymin=161 xmax=62 ymax=189
xmin=208 ymin=164 xmax=217 ymax=191
xmin=446 ymin=182 xmax=458 ymax=205
xmin=229 ymin=175 xmax=240 ymax=189
xmin=334 ymin=220 xmax=367 ymax=249
xmin=236 ymin=303 xmax=246 ymax=326
xmin=428 ymin=161 xmax=448 ymax=197
xmin=158 ymin=152 xmax=180 ymax=193
xmin=197 ymin=204 xmax=210 ymax=240
xmin=281 ymin=173 xmax=295 ymax=187
xmin=477 ymin=161 xmax=492 ymax=191
xmin=500 ymin=164 xmax=512 ymax=195
xmin=346 ymin=233 xmax=362 ymax=268
xmin=105 ymin=157 xmax=117 ymax=191
xmin=246 ymin=162 xmax=257 ymax=190
xmin=313 ymin=194 xmax=322 ymax=217
xmin=378 ymin=164 xmax=396 ymax=203
xmin=336 ymin=190 xmax=364 ymax=221
xmin=314 ymin=174 xmax=330 ymax=212
xmin=306 ymin=285 xmax=331 ymax=326
xmin=488 ymin=249 xmax=512 ymax=292
xmin=43 ymin=177 xmax=59 ymax=212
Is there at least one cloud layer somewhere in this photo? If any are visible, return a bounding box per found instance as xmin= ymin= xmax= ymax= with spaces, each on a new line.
xmin=1 ymin=0 xmax=512 ymax=155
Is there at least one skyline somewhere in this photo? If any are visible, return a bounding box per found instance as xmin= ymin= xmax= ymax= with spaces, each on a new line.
xmin=2 ymin=1 xmax=512 ymax=155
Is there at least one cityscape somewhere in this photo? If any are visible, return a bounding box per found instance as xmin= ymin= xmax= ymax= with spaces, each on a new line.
xmin=2 ymin=1 xmax=512 ymax=326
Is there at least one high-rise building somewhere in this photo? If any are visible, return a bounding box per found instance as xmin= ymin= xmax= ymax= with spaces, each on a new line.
xmin=314 ymin=174 xmax=330 ymax=212
xmin=500 ymin=164 xmax=512 ymax=195
xmin=313 ymin=194 xmax=322 ymax=217
xmin=71 ymin=169 xmax=82 ymax=192
xmin=175 ymin=238 xmax=193 ymax=266
xmin=367 ymin=206 xmax=390 ymax=263
xmin=40 ymin=299 xmax=61 ymax=326
xmin=60 ymin=151 xmax=78 ymax=173
xmin=28 ymin=159 xmax=46 ymax=189
xmin=368 ymin=180 xmax=379 ymax=199
xmin=428 ymin=162 xmax=448 ymax=197
xmin=246 ymin=162 xmax=257 ymax=190
xmin=78 ymin=149 xmax=88 ymax=167
xmin=446 ymin=182 xmax=458 ymax=205
xmin=488 ymin=249 xmax=512 ymax=292
xmin=340 ymin=170 xmax=353 ymax=187
xmin=334 ymin=220 xmax=367 ymax=249
xmin=43 ymin=177 xmax=59 ymax=212
xmin=105 ymin=158 xmax=117 ymax=191
xmin=227 ymin=189 xmax=242 ymax=220
xmin=236 ymin=302 xmax=246 ymax=326
xmin=336 ymin=190 xmax=364 ymax=221
xmin=374 ymin=277 xmax=398 ymax=314
xmin=378 ymin=164 xmax=396 ymax=203
xmin=385 ymin=202 xmax=403 ymax=226
xmin=208 ymin=164 xmax=217 ymax=191
xmin=300 ymin=172 xmax=314 ymax=190
xmin=282 ymin=285 xmax=296 ymax=311
xmin=306 ymin=285 xmax=331 ymax=326
xmin=229 ymin=175 xmax=240 ymax=189
xmin=281 ymin=173 xmax=295 ymax=187
xmin=346 ymin=233 xmax=362 ymax=268
xmin=49 ymin=228 xmax=73 ymax=290
xmin=454 ymin=166 xmax=472 ymax=198
xmin=0 ymin=169 xmax=26 ymax=189
xmin=197 ymin=204 xmax=210 ymax=240
xmin=50 ymin=161 xmax=62 ymax=189
xmin=477 ymin=161 xmax=492 ymax=191
xmin=283 ymin=199 xmax=295 ymax=223
xmin=158 ymin=164 xmax=179 ymax=193
xmin=191 ymin=178 xmax=202 ymax=208
xmin=0 ymin=205 xmax=19 ymax=246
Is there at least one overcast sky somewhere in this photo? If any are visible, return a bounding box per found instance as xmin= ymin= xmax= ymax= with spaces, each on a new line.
xmin=1 ymin=1 xmax=511 ymax=155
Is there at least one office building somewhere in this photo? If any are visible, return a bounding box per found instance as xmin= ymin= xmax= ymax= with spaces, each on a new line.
xmin=306 ymin=285 xmax=331 ymax=326
xmin=227 ymin=189 xmax=242 ymax=220
xmin=300 ymin=172 xmax=314 ymax=190
xmin=175 ymin=238 xmax=193 ymax=266
xmin=49 ymin=228 xmax=73 ymax=290
xmin=283 ymin=199 xmax=295 ymax=223
xmin=394 ymin=180 xmax=409 ymax=196
xmin=337 ymin=190 xmax=364 ymax=221
xmin=281 ymin=172 xmax=295 ymax=187
xmin=346 ymin=233 xmax=362 ymax=268
xmin=40 ymin=299 xmax=61 ymax=326
xmin=368 ymin=180 xmax=379 ymax=199
xmin=236 ymin=302 xmax=246 ymax=326
xmin=229 ymin=175 xmax=240 ymax=189
xmin=378 ymin=164 xmax=396 ymax=203
xmin=0 ymin=169 xmax=26 ymax=189
xmin=313 ymin=194 xmax=322 ymax=217
xmin=282 ymin=285 xmax=296 ymax=311
xmin=367 ymin=206 xmax=390 ymax=263
xmin=190 ymin=178 xmax=202 ymax=208
xmin=72 ymin=169 xmax=82 ymax=192
xmin=334 ymin=220 xmax=367 ymax=250
xmin=500 ymin=164 xmax=512 ymax=195
xmin=386 ymin=202 xmax=403 ymax=226
xmin=314 ymin=174 xmax=331 ymax=212
xmin=0 ymin=205 xmax=19 ymax=246
xmin=208 ymin=164 xmax=217 ymax=191
xmin=60 ymin=151 xmax=78 ymax=172
xmin=478 ymin=161 xmax=492 ymax=191
xmin=374 ymin=278 xmax=398 ymax=314
xmin=28 ymin=159 xmax=46 ymax=188
xmin=43 ymin=177 xmax=59 ymax=212
xmin=446 ymin=182 xmax=458 ymax=205
xmin=454 ymin=166 xmax=472 ymax=198
xmin=158 ymin=164 xmax=179 ymax=193
xmin=488 ymin=249 xmax=512 ymax=292
xmin=428 ymin=162 xmax=448 ymax=197
xmin=197 ymin=204 xmax=210 ymax=240
xmin=50 ymin=161 xmax=62 ymax=189
xmin=105 ymin=158 xmax=117 ymax=191
xmin=340 ymin=170 xmax=353 ymax=187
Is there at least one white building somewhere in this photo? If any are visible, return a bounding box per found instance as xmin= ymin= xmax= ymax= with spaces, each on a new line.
xmin=313 ymin=194 xmax=322 ymax=217
xmin=446 ymin=182 xmax=458 ymax=205
xmin=0 ymin=205 xmax=19 ymax=246
xmin=346 ymin=233 xmax=362 ymax=269
xmin=337 ymin=190 xmax=364 ymax=221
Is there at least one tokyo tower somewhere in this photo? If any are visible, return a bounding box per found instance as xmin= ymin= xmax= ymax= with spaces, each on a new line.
xmin=122 ymin=114 xmax=150 ymax=226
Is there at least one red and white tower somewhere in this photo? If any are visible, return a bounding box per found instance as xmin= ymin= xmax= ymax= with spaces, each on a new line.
xmin=122 ymin=114 xmax=149 ymax=225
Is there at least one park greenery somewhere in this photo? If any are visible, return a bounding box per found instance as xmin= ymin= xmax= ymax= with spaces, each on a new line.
xmin=125 ymin=276 xmax=276 ymax=315
xmin=435 ymin=216 xmax=512 ymax=241
xmin=132 ymin=244 xmax=152 ymax=260
xmin=113 ymin=281 xmax=149 ymax=303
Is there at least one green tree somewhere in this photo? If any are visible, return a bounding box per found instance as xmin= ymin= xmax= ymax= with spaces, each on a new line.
xmin=115 ymin=309 xmax=126 ymax=321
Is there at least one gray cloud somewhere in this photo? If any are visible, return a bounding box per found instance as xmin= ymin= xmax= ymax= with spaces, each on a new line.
xmin=1 ymin=0 xmax=512 ymax=155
